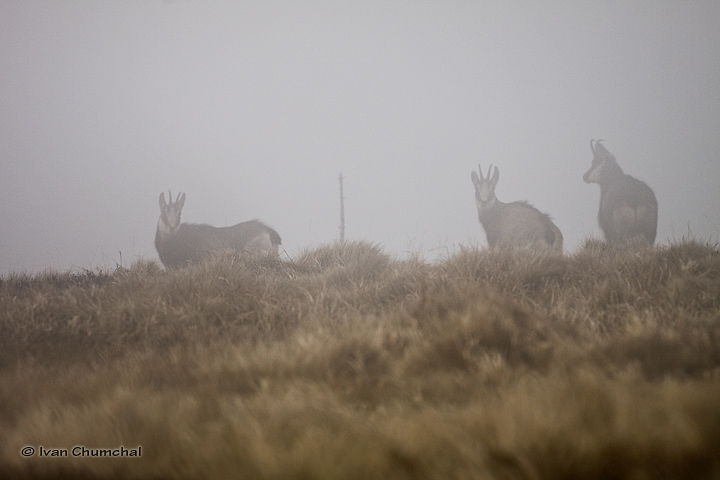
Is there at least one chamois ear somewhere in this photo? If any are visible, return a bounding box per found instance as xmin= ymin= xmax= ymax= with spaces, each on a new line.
xmin=471 ymin=170 xmax=480 ymax=185
xmin=490 ymin=165 xmax=499 ymax=185
xmin=177 ymin=192 xmax=185 ymax=209
xmin=159 ymin=192 xmax=167 ymax=209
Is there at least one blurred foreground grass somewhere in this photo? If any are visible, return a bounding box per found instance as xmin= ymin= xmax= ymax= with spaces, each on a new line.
xmin=1 ymin=239 xmax=719 ymax=479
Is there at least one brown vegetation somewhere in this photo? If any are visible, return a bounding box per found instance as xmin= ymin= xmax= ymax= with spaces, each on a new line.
xmin=1 ymin=239 xmax=719 ymax=479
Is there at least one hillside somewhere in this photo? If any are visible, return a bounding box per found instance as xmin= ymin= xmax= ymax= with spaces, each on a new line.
xmin=1 ymin=239 xmax=719 ymax=479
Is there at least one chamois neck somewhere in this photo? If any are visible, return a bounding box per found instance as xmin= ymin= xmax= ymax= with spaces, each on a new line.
xmin=600 ymin=160 xmax=625 ymax=183
xmin=477 ymin=196 xmax=505 ymax=223
xmin=480 ymin=196 xmax=503 ymax=210
xmin=156 ymin=217 xmax=180 ymax=243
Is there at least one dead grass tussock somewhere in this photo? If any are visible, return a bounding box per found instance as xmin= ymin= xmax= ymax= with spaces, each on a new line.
xmin=1 ymin=239 xmax=720 ymax=478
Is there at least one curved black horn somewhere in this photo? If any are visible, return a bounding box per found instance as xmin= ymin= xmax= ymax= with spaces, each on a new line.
xmin=590 ymin=139 xmax=595 ymax=153
xmin=477 ymin=164 xmax=483 ymax=180
xmin=487 ymin=164 xmax=494 ymax=179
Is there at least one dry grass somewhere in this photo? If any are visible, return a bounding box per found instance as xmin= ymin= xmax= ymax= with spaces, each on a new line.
xmin=1 ymin=239 xmax=719 ymax=479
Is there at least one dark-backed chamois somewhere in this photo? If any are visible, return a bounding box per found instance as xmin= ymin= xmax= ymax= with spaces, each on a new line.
xmin=583 ymin=140 xmax=658 ymax=244
xmin=155 ymin=191 xmax=281 ymax=268
xmin=471 ymin=165 xmax=563 ymax=253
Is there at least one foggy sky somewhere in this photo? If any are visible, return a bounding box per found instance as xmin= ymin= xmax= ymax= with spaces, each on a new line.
xmin=2 ymin=1 xmax=719 ymax=275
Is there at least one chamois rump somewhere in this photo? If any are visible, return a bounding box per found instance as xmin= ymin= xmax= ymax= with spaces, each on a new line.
xmin=583 ymin=140 xmax=658 ymax=244
xmin=155 ymin=191 xmax=281 ymax=268
xmin=471 ymin=164 xmax=563 ymax=253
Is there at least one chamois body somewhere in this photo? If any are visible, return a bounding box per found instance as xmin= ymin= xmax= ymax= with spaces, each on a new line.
xmin=471 ymin=165 xmax=563 ymax=253
xmin=155 ymin=191 xmax=281 ymax=268
xmin=583 ymin=140 xmax=658 ymax=244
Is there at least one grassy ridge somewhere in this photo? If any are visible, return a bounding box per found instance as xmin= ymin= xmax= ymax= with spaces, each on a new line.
xmin=1 ymin=240 xmax=719 ymax=479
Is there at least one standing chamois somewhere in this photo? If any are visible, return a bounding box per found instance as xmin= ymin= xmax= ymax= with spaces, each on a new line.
xmin=155 ymin=191 xmax=281 ymax=268
xmin=471 ymin=164 xmax=563 ymax=253
xmin=583 ymin=140 xmax=658 ymax=244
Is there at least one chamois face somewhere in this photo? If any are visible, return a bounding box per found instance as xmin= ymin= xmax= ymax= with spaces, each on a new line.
xmin=471 ymin=164 xmax=499 ymax=210
xmin=583 ymin=140 xmax=621 ymax=184
xmin=158 ymin=191 xmax=185 ymax=235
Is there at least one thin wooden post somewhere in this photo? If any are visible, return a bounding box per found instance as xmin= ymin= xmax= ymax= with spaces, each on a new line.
xmin=339 ymin=174 xmax=345 ymax=243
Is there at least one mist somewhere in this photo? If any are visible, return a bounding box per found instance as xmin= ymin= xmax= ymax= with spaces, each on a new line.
xmin=2 ymin=1 xmax=719 ymax=275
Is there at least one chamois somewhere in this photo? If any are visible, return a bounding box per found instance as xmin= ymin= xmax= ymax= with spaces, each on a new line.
xmin=471 ymin=165 xmax=563 ymax=253
xmin=155 ymin=191 xmax=281 ymax=268
xmin=583 ymin=140 xmax=658 ymax=244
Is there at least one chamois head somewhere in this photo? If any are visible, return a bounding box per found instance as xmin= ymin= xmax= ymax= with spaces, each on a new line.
xmin=158 ymin=191 xmax=185 ymax=236
xmin=471 ymin=164 xmax=500 ymax=210
xmin=583 ymin=139 xmax=623 ymax=184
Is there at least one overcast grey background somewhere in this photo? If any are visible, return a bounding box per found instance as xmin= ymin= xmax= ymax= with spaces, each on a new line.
xmin=2 ymin=1 xmax=719 ymax=275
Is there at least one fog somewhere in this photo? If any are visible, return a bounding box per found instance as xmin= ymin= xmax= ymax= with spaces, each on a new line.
xmin=2 ymin=2 xmax=719 ymax=275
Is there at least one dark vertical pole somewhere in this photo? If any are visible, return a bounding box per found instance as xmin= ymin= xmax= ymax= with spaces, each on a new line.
xmin=339 ymin=174 xmax=345 ymax=243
